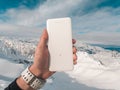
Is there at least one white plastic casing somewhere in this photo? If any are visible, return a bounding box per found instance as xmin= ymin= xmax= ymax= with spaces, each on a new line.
xmin=47 ymin=17 xmax=73 ymax=71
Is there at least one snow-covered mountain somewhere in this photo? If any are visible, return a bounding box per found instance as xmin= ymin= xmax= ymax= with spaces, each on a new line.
xmin=76 ymin=41 xmax=120 ymax=67
xmin=0 ymin=37 xmax=37 ymax=64
xmin=0 ymin=37 xmax=120 ymax=90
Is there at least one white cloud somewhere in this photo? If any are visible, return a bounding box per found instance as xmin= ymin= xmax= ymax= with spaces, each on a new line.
xmin=0 ymin=24 xmax=42 ymax=38
xmin=72 ymin=8 xmax=120 ymax=45
xmin=0 ymin=0 xmax=120 ymax=45
xmin=2 ymin=0 xmax=83 ymax=26
xmin=76 ymin=32 xmax=120 ymax=45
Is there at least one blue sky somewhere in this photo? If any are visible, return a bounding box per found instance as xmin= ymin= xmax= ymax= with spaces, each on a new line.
xmin=0 ymin=0 xmax=45 ymax=13
xmin=0 ymin=0 xmax=120 ymax=45
xmin=0 ymin=0 xmax=120 ymax=13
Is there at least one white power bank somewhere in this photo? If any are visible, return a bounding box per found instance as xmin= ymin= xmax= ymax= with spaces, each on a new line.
xmin=47 ymin=17 xmax=73 ymax=71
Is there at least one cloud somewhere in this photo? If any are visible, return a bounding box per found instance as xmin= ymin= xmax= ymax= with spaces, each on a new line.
xmin=74 ymin=8 xmax=120 ymax=32
xmin=76 ymin=32 xmax=120 ymax=45
xmin=72 ymin=7 xmax=120 ymax=45
xmin=0 ymin=23 xmax=42 ymax=38
xmin=1 ymin=0 xmax=83 ymax=26
xmin=0 ymin=0 xmax=113 ymax=27
xmin=0 ymin=0 xmax=120 ymax=45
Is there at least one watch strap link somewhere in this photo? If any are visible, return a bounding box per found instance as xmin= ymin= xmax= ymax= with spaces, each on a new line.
xmin=21 ymin=67 xmax=46 ymax=90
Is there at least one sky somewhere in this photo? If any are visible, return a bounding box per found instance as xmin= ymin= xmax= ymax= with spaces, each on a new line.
xmin=0 ymin=0 xmax=120 ymax=45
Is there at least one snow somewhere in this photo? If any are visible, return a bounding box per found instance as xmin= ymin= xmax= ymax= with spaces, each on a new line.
xmin=0 ymin=37 xmax=120 ymax=90
xmin=68 ymin=52 xmax=120 ymax=90
xmin=0 ymin=58 xmax=24 ymax=89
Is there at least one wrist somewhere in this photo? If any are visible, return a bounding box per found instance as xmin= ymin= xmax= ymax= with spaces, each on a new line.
xmin=29 ymin=64 xmax=45 ymax=79
xmin=17 ymin=66 xmax=46 ymax=90
xmin=17 ymin=76 xmax=33 ymax=90
xmin=29 ymin=64 xmax=54 ymax=80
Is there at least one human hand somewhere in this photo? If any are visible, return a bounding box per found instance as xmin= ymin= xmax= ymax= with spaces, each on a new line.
xmin=30 ymin=29 xmax=77 ymax=79
xmin=16 ymin=29 xmax=77 ymax=90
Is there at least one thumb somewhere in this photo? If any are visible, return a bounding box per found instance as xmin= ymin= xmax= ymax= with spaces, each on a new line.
xmin=39 ymin=29 xmax=48 ymax=48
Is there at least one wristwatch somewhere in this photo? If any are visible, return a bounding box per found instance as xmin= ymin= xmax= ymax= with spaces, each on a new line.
xmin=21 ymin=66 xmax=46 ymax=90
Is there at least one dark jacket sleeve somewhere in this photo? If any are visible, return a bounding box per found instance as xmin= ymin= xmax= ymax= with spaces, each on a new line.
xmin=4 ymin=79 xmax=21 ymax=90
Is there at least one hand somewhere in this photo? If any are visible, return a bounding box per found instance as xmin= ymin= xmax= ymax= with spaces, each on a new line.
xmin=30 ymin=29 xmax=77 ymax=79
xmin=16 ymin=29 xmax=77 ymax=90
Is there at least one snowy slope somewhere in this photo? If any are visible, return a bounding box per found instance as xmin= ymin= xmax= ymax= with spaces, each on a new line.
xmin=68 ymin=52 xmax=120 ymax=90
xmin=0 ymin=58 xmax=25 ymax=89
xmin=76 ymin=41 xmax=120 ymax=67
xmin=0 ymin=37 xmax=36 ymax=63
xmin=0 ymin=37 xmax=120 ymax=90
